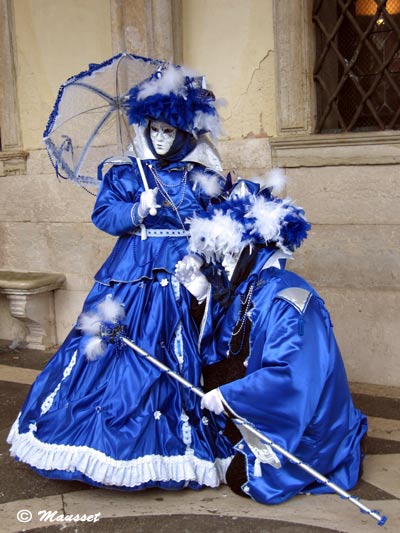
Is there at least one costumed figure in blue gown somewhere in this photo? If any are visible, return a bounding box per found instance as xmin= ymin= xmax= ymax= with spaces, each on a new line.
xmin=7 ymin=64 xmax=233 ymax=490
xmin=175 ymin=176 xmax=368 ymax=504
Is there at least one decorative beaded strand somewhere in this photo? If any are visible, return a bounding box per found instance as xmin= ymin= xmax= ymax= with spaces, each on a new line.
xmin=147 ymin=163 xmax=188 ymax=233
xmin=148 ymin=164 xmax=188 ymax=209
xmin=228 ymin=282 xmax=255 ymax=356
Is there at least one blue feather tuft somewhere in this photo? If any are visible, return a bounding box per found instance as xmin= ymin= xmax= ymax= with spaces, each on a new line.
xmin=187 ymin=178 xmax=311 ymax=261
xmin=126 ymin=66 xmax=220 ymax=137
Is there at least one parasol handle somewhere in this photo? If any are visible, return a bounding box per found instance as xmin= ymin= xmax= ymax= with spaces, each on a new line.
xmin=136 ymin=158 xmax=157 ymax=216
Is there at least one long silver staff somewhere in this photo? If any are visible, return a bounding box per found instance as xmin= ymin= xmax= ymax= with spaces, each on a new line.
xmin=78 ymin=301 xmax=387 ymax=527
xmin=121 ymin=337 xmax=386 ymax=527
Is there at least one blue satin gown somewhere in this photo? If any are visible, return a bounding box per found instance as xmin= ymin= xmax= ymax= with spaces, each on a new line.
xmin=7 ymin=158 xmax=233 ymax=490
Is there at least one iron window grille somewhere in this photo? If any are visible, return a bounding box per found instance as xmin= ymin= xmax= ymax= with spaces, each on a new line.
xmin=313 ymin=0 xmax=400 ymax=133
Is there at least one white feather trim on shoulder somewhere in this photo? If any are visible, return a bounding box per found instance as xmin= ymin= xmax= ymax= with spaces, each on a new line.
xmin=190 ymin=170 xmax=223 ymax=197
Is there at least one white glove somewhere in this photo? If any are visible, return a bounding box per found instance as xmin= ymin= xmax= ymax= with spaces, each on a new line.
xmin=201 ymin=389 xmax=225 ymax=415
xmin=175 ymin=255 xmax=209 ymax=303
xmin=138 ymin=188 xmax=160 ymax=218
xmin=175 ymin=254 xmax=203 ymax=283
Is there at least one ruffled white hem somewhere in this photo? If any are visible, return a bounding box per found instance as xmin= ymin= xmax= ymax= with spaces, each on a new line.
xmin=7 ymin=419 xmax=231 ymax=488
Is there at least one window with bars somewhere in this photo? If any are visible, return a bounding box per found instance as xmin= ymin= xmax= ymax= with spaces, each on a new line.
xmin=313 ymin=0 xmax=400 ymax=133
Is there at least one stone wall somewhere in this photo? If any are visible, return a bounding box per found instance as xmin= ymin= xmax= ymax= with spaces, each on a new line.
xmin=0 ymin=149 xmax=115 ymax=341
xmin=1 ymin=136 xmax=398 ymax=387
xmin=218 ymin=137 xmax=400 ymax=387
xmin=0 ymin=0 xmax=398 ymax=389
xmin=287 ymin=164 xmax=399 ymax=387
xmin=1 ymin=134 xmax=398 ymax=387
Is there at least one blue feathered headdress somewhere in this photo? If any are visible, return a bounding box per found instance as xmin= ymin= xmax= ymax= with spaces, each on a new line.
xmin=187 ymin=173 xmax=311 ymax=262
xmin=126 ymin=64 xmax=222 ymax=139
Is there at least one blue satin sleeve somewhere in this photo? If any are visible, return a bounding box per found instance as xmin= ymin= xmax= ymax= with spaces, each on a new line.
xmin=198 ymin=294 xmax=224 ymax=365
xmin=92 ymin=164 xmax=142 ymax=236
xmin=198 ymin=283 xmax=240 ymax=366
xmin=219 ymin=295 xmax=331 ymax=456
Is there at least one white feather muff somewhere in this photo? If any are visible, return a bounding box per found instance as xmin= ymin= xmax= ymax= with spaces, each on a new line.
xmin=187 ymin=216 xmax=215 ymax=262
xmin=83 ymin=336 xmax=107 ymax=361
xmin=212 ymin=211 xmax=248 ymax=260
xmin=188 ymin=211 xmax=247 ymax=262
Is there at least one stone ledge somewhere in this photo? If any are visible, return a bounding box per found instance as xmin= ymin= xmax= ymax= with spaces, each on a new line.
xmin=270 ymin=131 xmax=400 ymax=167
xmin=0 ymin=149 xmax=29 ymax=176
xmin=0 ymin=271 xmax=66 ymax=350
xmin=350 ymin=382 xmax=400 ymax=400
xmin=0 ymin=271 xmax=66 ymax=293
xmin=351 ymin=382 xmax=400 ymax=423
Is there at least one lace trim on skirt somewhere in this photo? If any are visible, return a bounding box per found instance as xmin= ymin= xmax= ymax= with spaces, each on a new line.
xmin=7 ymin=419 xmax=231 ymax=488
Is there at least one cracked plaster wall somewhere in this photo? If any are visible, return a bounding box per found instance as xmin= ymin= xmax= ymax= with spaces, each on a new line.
xmin=182 ymin=0 xmax=276 ymax=140
xmin=0 ymin=0 xmax=114 ymax=341
xmin=13 ymin=0 xmax=112 ymax=150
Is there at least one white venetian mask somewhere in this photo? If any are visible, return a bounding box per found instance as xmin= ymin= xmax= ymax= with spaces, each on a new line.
xmin=149 ymin=120 xmax=177 ymax=155
xmin=222 ymin=252 xmax=241 ymax=281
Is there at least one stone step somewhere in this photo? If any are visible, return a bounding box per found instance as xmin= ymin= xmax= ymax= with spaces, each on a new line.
xmin=350 ymin=382 xmax=400 ymax=420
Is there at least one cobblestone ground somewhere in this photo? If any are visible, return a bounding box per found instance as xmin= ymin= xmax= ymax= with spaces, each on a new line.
xmin=0 ymin=341 xmax=399 ymax=533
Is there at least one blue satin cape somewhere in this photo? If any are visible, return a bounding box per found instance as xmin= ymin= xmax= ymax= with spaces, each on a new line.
xmin=201 ymin=247 xmax=368 ymax=504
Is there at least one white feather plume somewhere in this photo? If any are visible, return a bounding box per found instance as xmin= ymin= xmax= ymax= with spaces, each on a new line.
xmin=96 ymin=295 xmax=125 ymax=323
xmin=264 ymin=168 xmax=287 ymax=195
xmin=246 ymin=196 xmax=293 ymax=252
xmin=77 ymin=296 xmax=125 ymax=362
xmin=190 ymin=170 xmax=223 ymax=197
xmin=83 ymin=336 xmax=106 ymax=361
xmin=137 ymin=65 xmax=195 ymax=100
xmin=193 ymin=110 xmax=222 ymax=140
xmin=77 ymin=312 xmax=101 ymax=336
